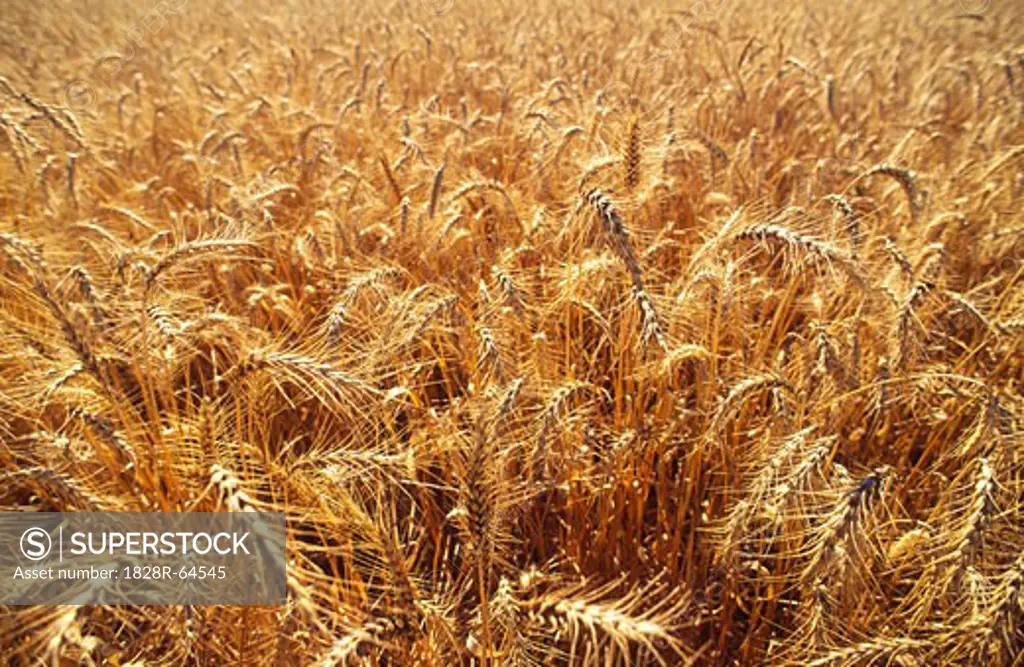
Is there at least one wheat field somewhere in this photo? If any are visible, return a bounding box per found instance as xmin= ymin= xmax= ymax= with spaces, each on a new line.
xmin=0 ymin=0 xmax=1022 ymax=664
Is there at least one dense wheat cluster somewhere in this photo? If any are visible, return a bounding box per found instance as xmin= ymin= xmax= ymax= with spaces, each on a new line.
xmin=1 ymin=0 xmax=1022 ymax=664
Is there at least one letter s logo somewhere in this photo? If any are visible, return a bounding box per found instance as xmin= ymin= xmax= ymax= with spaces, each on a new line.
xmin=20 ymin=528 xmax=52 ymax=561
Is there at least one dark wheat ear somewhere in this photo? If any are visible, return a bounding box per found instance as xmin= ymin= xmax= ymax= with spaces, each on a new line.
xmin=454 ymin=425 xmax=500 ymax=573
xmin=19 ymin=89 xmax=88 ymax=149
xmin=891 ymin=278 xmax=934 ymax=371
xmin=709 ymin=374 xmax=789 ymax=434
xmin=144 ymin=239 xmax=252 ymax=296
xmin=491 ymin=263 xmax=526 ymax=315
xmin=731 ymin=222 xmax=868 ymax=290
xmin=475 ymin=324 xmax=504 ymax=381
xmin=825 ymin=74 xmax=838 ymax=122
xmin=324 ymin=266 xmax=404 ymax=345
xmin=864 ymin=162 xmax=920 ymax=224
xmin=378 ymin=152 xmax=403 ymax=202
xmin=823 ymin=194 xmax=860 ymax=257
xmin=229 ymin=348 xmax=379 ymax=416
xmin=29 ymin=275 xmax=106 ymax=382
xmin=583 ymin=188 xmax=669 ymax=352
xmin=954 ymin=458 xmax=997 ymax=571
xmin=622 ymin=114 xmax=642 ymax=192
xmin=690 ymin=125 xmax=729 ymax=167
xmin=427 ymin=162 xmax=445 ymax=218
xmin=716 ymin=427 xmax=831 ymax=568
xmin=803 ymin=466 xmax=893 ymax=586
xmin=882 ymin=237 xmax=915 ymax=281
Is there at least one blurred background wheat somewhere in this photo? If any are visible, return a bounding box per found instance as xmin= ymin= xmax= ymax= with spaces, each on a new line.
xmin=0 ymin=0 xmax=1022 ymax=664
